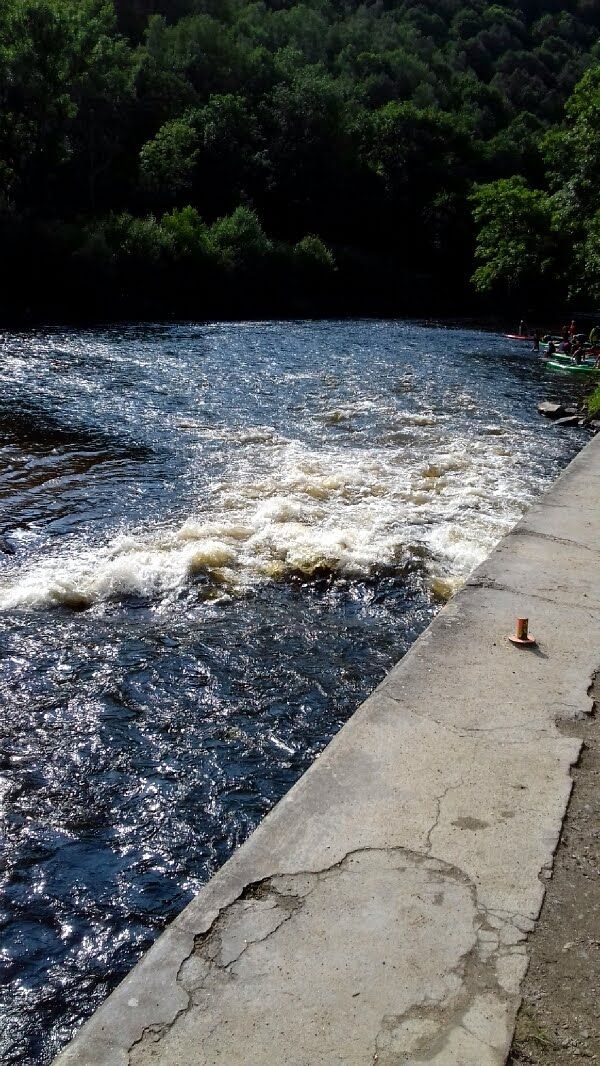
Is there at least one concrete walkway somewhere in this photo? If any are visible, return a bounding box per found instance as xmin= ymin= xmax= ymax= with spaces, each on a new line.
xmin=55 ymin=434 xmax=600 ymax=1066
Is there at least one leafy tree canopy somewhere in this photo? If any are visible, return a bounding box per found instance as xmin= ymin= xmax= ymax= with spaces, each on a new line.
xmin=1 ymin=0 xmax=599 ymax=316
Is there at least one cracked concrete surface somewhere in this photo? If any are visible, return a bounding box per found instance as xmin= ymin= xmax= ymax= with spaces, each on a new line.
xmin=54 ymin=435 xmax=600 ymax=1065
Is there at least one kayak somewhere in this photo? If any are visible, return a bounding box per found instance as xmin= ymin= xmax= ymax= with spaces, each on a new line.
xmin=541 ymin=344 xmax=600 ymax=357
xmin=505 ymin=333 xmax=534 ymax=341
xmin=541 ymin=343 xmax=571 ymax=356
xmin=547 ymin=360 xmax=600 ymax=375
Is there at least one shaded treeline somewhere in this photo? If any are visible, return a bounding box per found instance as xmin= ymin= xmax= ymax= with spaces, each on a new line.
xmin=1 ymin=0 xmax=599 ymax=320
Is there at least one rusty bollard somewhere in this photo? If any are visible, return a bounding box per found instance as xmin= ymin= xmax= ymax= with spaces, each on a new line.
xmin=508 ymin=617 xmax=537 ymax=647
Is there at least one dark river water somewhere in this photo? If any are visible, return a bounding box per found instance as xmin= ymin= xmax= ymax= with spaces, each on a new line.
xmin=0 ymin=320 xmax=588 ymax=1064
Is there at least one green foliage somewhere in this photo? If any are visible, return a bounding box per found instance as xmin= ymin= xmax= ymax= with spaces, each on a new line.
xmin=543 ymin=65 xmax=600 ymax=300
xmin=471 ymin=61 xmax=600 ymax=303
xmin=2 ymin=0 xmax=600 ymax=317
xmin=545 ymin=65 xmax=600 ymax=207
xmin=294 ymin=235 xmax=336 ymax=272
xmin=471 ymin=177 xmax=556 ymax=295
xmin=0 ymin=0 xmax=76 ymax=205
xmin=586 ymin=384 xmax=600 ymax=418
xmin=161 ymin=205 xmax=209 ymax=259
xmin=0 ymin=0 xmax=137 ymax=213
xmin=366 ymin=102 xmax=470 ymax=199
xmin=572 ymin=209 xmax=600 ymax=302
xmin=140 ymin=115 xmax=200 ymax=199
xmin=209 ymin=206 xmax=272 ymax=270
xmin=71 ymin=203 xmax=335 ymax=311
xmin=81 ymin=211 xmax=175 ymax=267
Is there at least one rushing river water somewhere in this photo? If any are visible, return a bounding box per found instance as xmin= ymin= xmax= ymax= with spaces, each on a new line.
xmin=0 ymin=320 xmax=588 ymax=1064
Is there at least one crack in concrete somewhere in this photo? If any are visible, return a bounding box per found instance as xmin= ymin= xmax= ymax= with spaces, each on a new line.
xmin=465 ymin=578 xmax=600 ymax=620
xmin=370 ymin=930 xmax=513 ymax=1065
xmin=509 ymin=526 xmax=600 ymax=557
xmin=509 ymin=526 xmax=600 ymax=558
xmin=190 ymin=885 xmax=302 ymax=977
xmin=424 ymin=780 xmax=465 ymax=853
xmin=458 ymin=722 xmax=550 ymax=734
xmin=487 ymin=909 xmax=540 ymax=932
xmin=459 ymin=1020 xmax=500 ymax=1050
xmin=125 ymin=840 xmax=531 ymax=1066
xmin=380 ymin=693 xmax=559 ymax=745
xmin=126 ymin=882 xmax=303 ymax=1063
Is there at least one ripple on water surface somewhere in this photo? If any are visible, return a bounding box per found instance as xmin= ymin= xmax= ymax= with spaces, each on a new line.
xmin=0 ymin=320 xmax=588 ymax=1064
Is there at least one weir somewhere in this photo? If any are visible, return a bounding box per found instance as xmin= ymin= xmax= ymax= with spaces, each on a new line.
xmin=54 ymin=432 xmax=600 ymax=1066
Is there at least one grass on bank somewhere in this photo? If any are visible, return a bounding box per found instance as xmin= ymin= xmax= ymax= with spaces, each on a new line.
xmin=587 ymin=386 xmax=600 ymax=418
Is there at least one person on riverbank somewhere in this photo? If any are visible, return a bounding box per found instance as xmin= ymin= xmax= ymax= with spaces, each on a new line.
xmin=573 ymin=345 xmax=585 ymax=365
xmin=532 ymin=331 xmax=540 ymax=352
xmin=519 ymin=319 xmax=527 ymax=336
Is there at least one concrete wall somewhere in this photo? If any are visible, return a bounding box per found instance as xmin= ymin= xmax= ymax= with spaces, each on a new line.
xmin=55 ymin=433 xmax=600 ymax=1066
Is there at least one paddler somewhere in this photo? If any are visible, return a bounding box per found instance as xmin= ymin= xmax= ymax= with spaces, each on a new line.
xmin=572 ymin=344 xmax=585 ymax=365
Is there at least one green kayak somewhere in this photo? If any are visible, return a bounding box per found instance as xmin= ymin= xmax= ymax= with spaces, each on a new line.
xmin=547 ymin=359 xmax=600 ymax=375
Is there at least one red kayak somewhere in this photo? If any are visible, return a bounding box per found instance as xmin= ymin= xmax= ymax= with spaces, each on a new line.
xmin=505 ymin=333 xmax=535 ymax=341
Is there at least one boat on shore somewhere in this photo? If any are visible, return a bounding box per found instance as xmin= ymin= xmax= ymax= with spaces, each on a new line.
xmin=503 ymin=325 xmax=600 ymax=373
xmin=547 ymin=359 xmax=600 ymax=375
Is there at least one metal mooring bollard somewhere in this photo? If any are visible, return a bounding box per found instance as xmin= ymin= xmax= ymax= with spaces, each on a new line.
xmin=508 ymin=617 xmax=537 ymax=647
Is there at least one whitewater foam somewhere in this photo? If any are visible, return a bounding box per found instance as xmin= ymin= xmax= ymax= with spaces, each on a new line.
xmin=0 ymin=429 xmax=540 ymax=611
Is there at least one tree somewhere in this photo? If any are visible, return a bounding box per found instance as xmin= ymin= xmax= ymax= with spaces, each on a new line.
xmin=192 ymin=93 xmax=261 ymax=215
xmin=470 ymin=176 xmax=557 ymax=298
xmin=260 ymin=67 xmax=351 ymax=237
xmin=3 ymin=0 xmax=600 ymax=319
xmin=140 ymin=113 xmax=200 ymax=202
xmin=66 ymin=8 xmax=137 ymax=212
xmin=544 ymin=64 xmax=600 ymax=224
xmin=208 ymin=205 xmax=272 ymax=272
xmin=542 ymin=65 xmax=600 ymax=298
xmin=0 ymin=0 xmax=75 ymax=211
xmin=294 ymin=234 xmax=334 ymax=270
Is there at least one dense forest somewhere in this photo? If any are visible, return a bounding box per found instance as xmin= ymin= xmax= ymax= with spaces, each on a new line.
xmin=1 ymin=0 xmax=599 ymax=320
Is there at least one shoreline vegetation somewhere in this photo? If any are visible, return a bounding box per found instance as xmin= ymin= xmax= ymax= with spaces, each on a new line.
xmin=1 ymin=1 xmax=600 ymax=324
xmin=587 ymin=384 xmax=600 ymax=417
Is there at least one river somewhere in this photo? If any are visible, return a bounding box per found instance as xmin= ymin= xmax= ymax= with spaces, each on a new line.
xmin=0 ymin=320 xmax=588 ymax=1064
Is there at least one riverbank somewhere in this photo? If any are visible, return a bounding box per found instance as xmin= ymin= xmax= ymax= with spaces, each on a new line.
xmin=1 ymin=304 xmax=597 ymax=333
xmin=54 ymin=430 xmax=600 ymax=1065
xmin=509 ymin=672 xmax=600 ymax=1064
